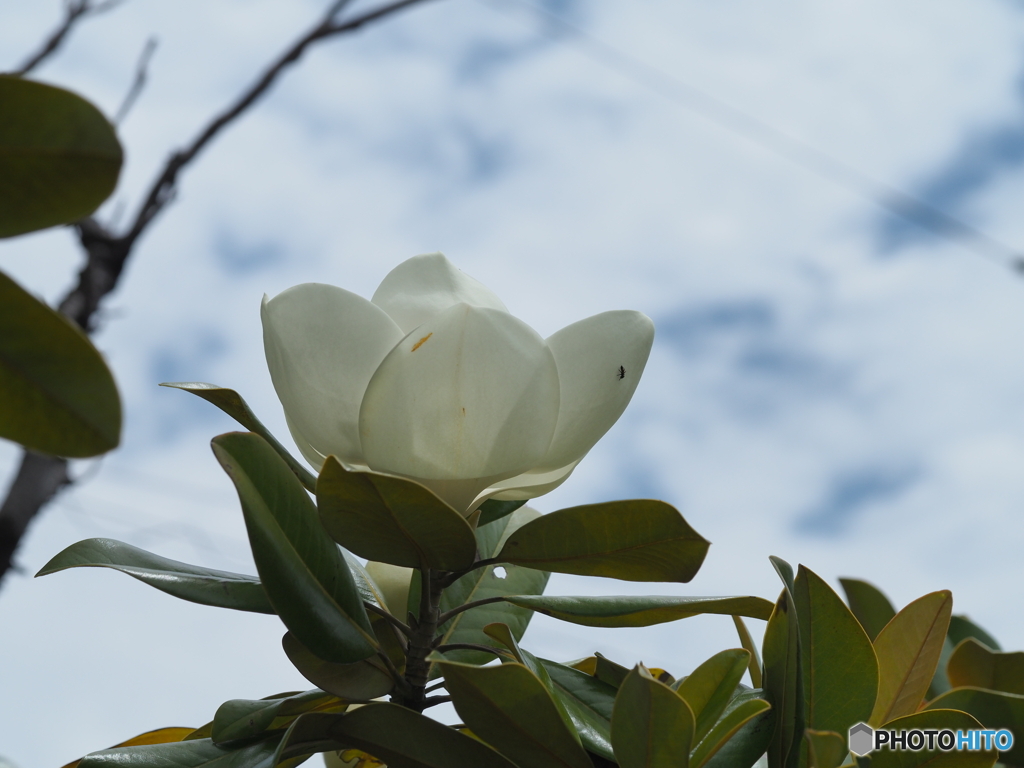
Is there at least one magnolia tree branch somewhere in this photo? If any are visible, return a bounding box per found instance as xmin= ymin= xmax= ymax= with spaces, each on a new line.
xmin=0 ymin=0 xmax=441 ymax=587
xmin=12 ymin=0 xmax=128 ymax=76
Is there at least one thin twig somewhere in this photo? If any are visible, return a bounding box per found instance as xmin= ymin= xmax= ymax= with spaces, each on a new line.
xmin=376 ymin=647 xmax=413 ymax=696
xmin=13 ymin=0 xmax=128 ymax=76
xmin=436 ymin=595 xmax=509 ymax=626
xmin=424 ymin=680 xmax=448 ymax=694
xmin=113 ymin=36 xmax=157 ymax=125
xmin=119 ymin=0 xmax=440 ymax=250
xmin=364 ymin=600 xmax=414 ymax=638
xmin=422 ymin=695 xmax=453 ymax=708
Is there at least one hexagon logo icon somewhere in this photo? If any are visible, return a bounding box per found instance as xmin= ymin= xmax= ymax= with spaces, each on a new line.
xmin=849 ymin=722 xmax=874 ymax=756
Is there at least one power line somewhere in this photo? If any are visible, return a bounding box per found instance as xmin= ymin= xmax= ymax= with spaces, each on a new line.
xmin=491 ymin=0 xmax=1024 ymax=274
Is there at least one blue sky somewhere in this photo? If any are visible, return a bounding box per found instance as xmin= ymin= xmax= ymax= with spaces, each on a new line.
xmin=4 ymin=0 xmax=1024 ymax=763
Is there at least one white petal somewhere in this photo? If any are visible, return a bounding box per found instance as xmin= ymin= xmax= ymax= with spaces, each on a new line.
xmin=364 ymin=561 xmax=413 ymax=617
xmin=473 ymin=459 xmax=582 ymax=506
xmin=539 ymin=310 xmax=655 ymax=470
xmin=262 ymin=284 xmax=404 ymax=468
xmin=359 ymin=303 xmax=560 ymax=512
xmin=371 ymin=252 xmax=508 ymax=333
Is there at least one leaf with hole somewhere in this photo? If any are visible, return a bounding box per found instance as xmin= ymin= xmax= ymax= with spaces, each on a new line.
xmin=0 ymin=269 xmax=121 ymax=457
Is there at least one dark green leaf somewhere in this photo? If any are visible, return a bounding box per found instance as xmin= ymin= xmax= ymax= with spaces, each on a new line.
xmin=594 ymin=654 xmax=630 ymax=690
xmin=212 ymin=689 xmax=344 ymax=744
xmin=497 ymin=500 xmax=709 ymax=582
xmin=434 ymin=507 xmax=549 ymax=667
xmin=79 ymin=736 xmax=283 ymax=768
xmin=438 ymin=657 xmax=594 ymax=768
xmin=35 ymin=538 xmax=273 ymax=614
xmin=674 ymin=649 xmax=751 ymax=744
xmin=317 ymin=456 xmax=477 ymax=571
xmin=212 ymin=432 xmax=374 ymax=663
xmin=870 ymin=590 xmax=951 ymax=725
xmin=795 ymin=566 xmax=878 ymax=745
xmin=161 ymin=383 xmax=316 ymax=491
xmin=612 ymin=665 xmax=695 ymax=768
xmin=477 ymin=499 xmax=528 ymax=526
xmin=540 ymin=659 xmax=618 ymax=762
xmin=763 ymin=584 xmax=802 ymax=768
xmin=926 ymin=689 xmax=1024 ymax=765
xmin=947 ymin=638 xmax=1024 ymax=695
xmin=282 ymin=632 xmax=394 ymax=701
xmin=0 ymin=269 xmax=120 ymax=456
xmin=874 ymin=708 xmax=997 ymax=767
xmin=308 ymin=703 xmax=520 ymax=768
xmin=0 ymin=76 xmax=122 ymax=238
xmin=504 ymin=595 xmax=773 ymax=628
xmin=839 ymin=577 xmax=897 ymax=642
xmin=700 ymin=689 xmax=774 ymax=768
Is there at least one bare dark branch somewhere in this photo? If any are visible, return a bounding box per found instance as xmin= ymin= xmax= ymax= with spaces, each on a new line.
xmin=436 ymin=595 xmax=509 ymax=626
xmin=113 ymin=36 xmax=158 ymax=125
xmin=422 ymin=695 xmax=452 ymax=708
xmin=0 ymin=0 xmax=442 ymax=588
xmin=13 ymin=0 xmax=128 ymax=76
xmin=433 ymin=643 xmax=512 ymax=658
xmin=365 ymin=600 xmax=414 ymax=638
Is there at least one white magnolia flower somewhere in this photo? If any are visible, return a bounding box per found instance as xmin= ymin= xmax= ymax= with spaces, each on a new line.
xmin=262 ymin=253 xmax=654 ymax=514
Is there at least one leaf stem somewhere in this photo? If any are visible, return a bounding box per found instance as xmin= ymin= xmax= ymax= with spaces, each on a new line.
xmin=435 ymin=595 xmax=509 ymax=626
xmin=434 ymin=643 xmax=513 ymax=658
xmin=364 ymin=600 xmax=413 ymax=638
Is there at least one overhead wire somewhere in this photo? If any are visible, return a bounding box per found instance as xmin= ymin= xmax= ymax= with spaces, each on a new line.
xmin=488 ymin=0 xmax=1024 ymax=274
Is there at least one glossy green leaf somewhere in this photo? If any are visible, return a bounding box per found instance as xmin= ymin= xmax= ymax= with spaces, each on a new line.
xmin=282 ymin=633 xmax=394 ymax=701
xmin=949 ymin=615 xmax=1001 ymax=651
xmin=732 ymin=616 xmax=763 ymax=688
xmin=434 ymin=507 xmax=549 ymax=667
xmin=496 ymin=499 xmax=708 ymax=582
xmin=438 ymin=657 xmax=594 ymax=768
xmin=161 ymin=382 xmax=316 ymax=491
xmin=947 ymin=638 xmax=1024 ymax=694
xmin=212 ymin=689 xmax=344 ymax=745
xmin=926 ymin=688 xmax=1024 ymax=765
xmin=63 ymin=726 xmax=197 ymax=768
xmin=79 ymin=736 xmax=283 ymax=768
xmin=0 ymin=76 xmax=122 ymax=238
xmin=540 ymin=658 xmax=618 ymax=761
xmin=0 ymin=270 xmax=120 ymax=456
xmin=795 ymin=565 xmax=878 ymax=744
xmin=503 ymin=595 xmax=773 ymax=628
xmin=691 ymin=689 xmax=772 ymax=768
xmin=593 ymin=654 xmax=631 ymax=690
xmin=700 ymin=689 xmax=774 ymax=768
xmin=36 ymin=538 xmax=273 ymax=614
xmin=674 ymin=649 xmax=751 ymax=744
xmin=484 ymin=623 xmax=584 ymax=749
xmin=803 ymin=730 xmax=846 ymax=768
xmin=612 ymin=665 xmax=695 ymax=768
xmin=762 ymin=586 xmax=803 ymax=768
xmin=293 ymin=703 xmax=520 ymax=768
xmin=873 ymin=708 xmax=996 ymax=767
xmin=317 ymin=456 xmax=477 ymax=571
xmin=477 ymin=499 xmax=528 ymax=526
xmin=870 ymin=590 xmax=951 ymax=725
xmin=839 ymin=577 xmax=897 ymax=642
xmin=211 ymin=432 xmax=375 ymax=663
